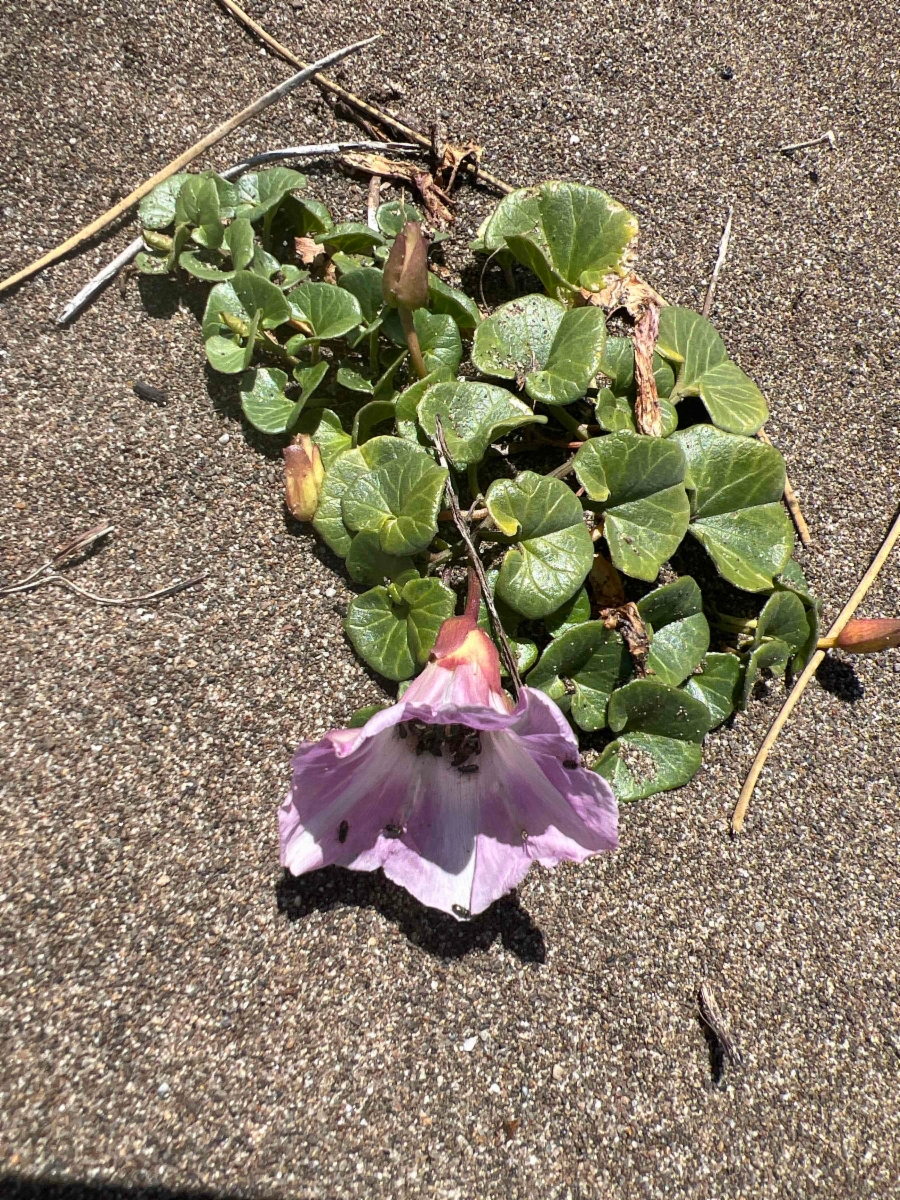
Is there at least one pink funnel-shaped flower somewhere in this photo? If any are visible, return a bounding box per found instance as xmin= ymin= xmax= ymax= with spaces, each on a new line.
xmin=279 ymin=615 xmax=618 ymax=919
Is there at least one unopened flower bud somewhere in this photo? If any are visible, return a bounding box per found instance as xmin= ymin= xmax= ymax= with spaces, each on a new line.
xmin=143 ymin=230 xmax=173 ymax=253
xmin=834 ymin=618 xmax=900 ymax=654
xmin=382 ymin=220 xmax=429 ymax=311
xmin=284 ymin=435 xmax=325 ymax=522
xmin=220 ymin=310 xmax=249 ymax=337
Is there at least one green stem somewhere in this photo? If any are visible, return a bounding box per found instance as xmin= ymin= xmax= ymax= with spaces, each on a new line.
xmin=467 ymin=462 xmax=481 ymax=505
xmin=309 ymin=341 xmax=321 ymax=365
xmin=553 ymin=406 xmax=591 ymax=441
xmin=399 ymin=305 xmax=428 ymax=379
xmin=254 ymin=331 xmax=298 ymax=367
xmin=369 ymin=327 xmax=380 ymax=375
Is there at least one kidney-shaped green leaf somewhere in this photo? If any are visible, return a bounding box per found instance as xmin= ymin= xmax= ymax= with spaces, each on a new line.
xmin=427 ymin=274 xmax=481 ymax=330
xmin=312 ymin=436 xmax=413 ymax=555
xmin=526 ymin=621 xmax=632 ymax=731
xmin=574 ymin=432 xmax=690 ymax=581
xmin=235 ymin=167 xmax=307 ymax=222
xmin=345 ymin=575 xmax=456 ymax=681
xmin=139 ymin=174 xmax=190 ymax=230
xmin=637 ymin=577 xmax=710 ymax=687
xmin=414 ymin=311 xmax=463 ymax=376
xmin=288 ymin=281 xmax=363 ymax=341
xmin=239 ymin=366 xmax=302 ymax=435
xmin=607 ymin=678 xmax=711 ymax=743
xmin=417 ymin=381 xmax=546 ymax=468
xmin=672 ymin=425 xmax=793 ymax=592
xmin=594 ymin=732 xmax=703 ymax=802
xmin=657 ymin=308 xmax=768 ymax=435
xmin=341 ymin=443 xmax=448 ymax=556
xmin=485 ymin=471 xmax=594 ymax=618
xmin=683 ymin=652 xmax=743 ymax=728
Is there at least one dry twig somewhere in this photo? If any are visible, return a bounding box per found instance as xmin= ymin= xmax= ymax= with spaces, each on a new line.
xmin=698 ymin=981 xmax=744 ymax=1068
xmin=0 ymin=38 xmax=380 ymax=297
xmin=732 ymin=503 xmax=900 ymax=834
xmin=701 ymin=206 xmax=733 ymax=318
xmin=778 ymin=130 xmax=836 ymax=154
xmin=216 ymin=0 xmax=514 ymax=196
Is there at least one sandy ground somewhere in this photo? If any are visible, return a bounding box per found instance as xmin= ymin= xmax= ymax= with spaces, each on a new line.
xmin=2 ymin=0 xmax=900 ymax=1196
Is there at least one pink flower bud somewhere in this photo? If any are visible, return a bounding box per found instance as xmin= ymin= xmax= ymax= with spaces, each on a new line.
xmin=283 ymin=435 xmax=325 ymax=522
xmin=382 ymin=220 xmax=429 ymax=311
xmin=834 ymin=618 xmax=900 ymax=654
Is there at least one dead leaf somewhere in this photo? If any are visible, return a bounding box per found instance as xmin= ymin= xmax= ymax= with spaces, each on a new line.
xmin=435 ymin=138 xmax=483 ymax=191
xmin=599 ymin=601 xmax=650 ymax=675
xmin=413 ymin=172 xmax=454 ymax=226
xmin=593 ymin=272 xmax=666 ymax=316
xmin=294 ymin=236 xmax=325 ymax=265
xmin=589 ymin=551 xmax=625 ymax=609
xmin=633 ymin=302 xmax=662 ymax=437
xmin=338 ymin=151 xmax=456 ymax=226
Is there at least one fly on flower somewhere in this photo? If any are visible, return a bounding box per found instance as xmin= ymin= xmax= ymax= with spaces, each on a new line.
xmin=279 ymin=613 xmax=618 ymax=919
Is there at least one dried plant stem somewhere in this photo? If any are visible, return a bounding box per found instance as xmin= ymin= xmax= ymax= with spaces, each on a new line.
xmin=216 ymin=0 xmax=515 ymax=196
xmin=732 ymin=504 xmax=900 ymax=834
xmin=431 ymin=418 xmax=522 ymax=695
xmin=0 ymin=37 xmax=380 ymax=297
xmin=633 ymin=302 xmax=662 ymax=436
xmin=367 ymin=175 xmax=382 ymax=231
xmin=757 ymin=429 xmax=811 ymax=545
xmin=1 ymin=573 xmax=205 ymax=606
xmin=702 ymin=206 xmax=733 ymax=318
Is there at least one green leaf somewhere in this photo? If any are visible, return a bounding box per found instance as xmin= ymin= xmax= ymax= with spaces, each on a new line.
xmin=293 ymin=407 xmax=351 ymax=469
xmin=139 ymin=174 xmax=189 ymax=229
xmin=319 ymin=222 xmax=386 ymax=255
xmin=607 ymin=678 xmax=711 ymax=742
xmin=485 ymin=471 xmax=595 ymax=618
xmin=594 ymin=337 xmax=677 ymax=433
xmin=178 ymin=250 xmax=234 ymax=281
xmin=637 ymin=577 xmax=709 ymax=687
xmin=775 ymin=558 xmax=816 ymax=606
xmin=427 ymin=274 xmax=481 ymax=329
xmin=527 ymin=308 xmax=608 ymax=405
xmin=574 ymin=432 xmax=690 ymax=581
xmin=475 ymin=574 xmax=538 ymax=679
xmin=239 ymin=366 xmax=302 ymax=434
xmin=740 ymin=638 xmax=791 ymax=709
xmin=175 ymin=175 xmax=223 ymax=246
xmin=414 ymin=310 xmax=463 ymax=375
xmin=338 ymin=267 xmax=384 ymax=325
xmin=223 ymin=218 xmax=255 ymax=270
xmin=352 ymin=399 xmax=397 ymax=446
xmin=292 ymin=361 xmax=329 ymax=404
xmin=595 ymin=733 xmax=702 ymax=802
xmin=657 ymin=307 xmax=768 ymax=435
xmin=502 ymin=182 xmax=638 ymax=297
xmin=337 ymin=367 xmax=375 ymax=395
xmin=672 ymin=425 xmax=794 ymax=591
xmin=416 ymin=381 xmax=546 ymax=468
xmin=135 ymin=249 xmax=170 ymax=275
xmin=312 ymin=436 xmax=410 ymax=556
xmin=595 ymin=389 xmax=678 ymax=437
xmin=395 ymin=370 xmax=453 ymax=444
xmin=472 ymin=186 xmax=542 ymax=255
xmin=344 ymin=576 xmax=456 ymax=681
xmin=376 ymin=199 xmax=424 ymax=236
xmin=276 ymin=194 xmax=334 ymax=237
xmin=229 ymin=271 xmax=291 ymax=329
xmin=683 ymin=653 xmax=743 ymax=728
xmin=345 ymin=530 xmax=414 ymax=586
xmin=545 ymin=587 xmax=592 ymax=638
xmin=234 ymin=167 xmax=307 ymax=222
xmin=754 ymin=590 xmax=810 ymax=655
xmin=341 ymin=444 xmax=448 ymax=556
xmin=287 ymin=282 xmax=363 ymax=341
xmin=204 ymin=307 xmax=261 ymax=374
xmin=526 ymin=621 xmax=631 ymax=730
xmin=347 ymin=703 xmax=389 ymax=728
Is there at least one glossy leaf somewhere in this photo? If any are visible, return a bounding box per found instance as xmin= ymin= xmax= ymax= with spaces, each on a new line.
xmin=337 ymin=367 xmax=375 ymax=395
xmin=502 ymin=182 xmax=638 ymax=296
xmin=683 ymin=652 xmax=743 ymax=727
xmin=485 ymin=471 xmax=594 ymax=618
xmin=526 ymin=621 xmax=631 ymax=731
xmin=395 ymin=370 xmax=453 ymax=444
xmin=223 ymin=218 xmax=255 ymax=270
xmin=178 ymin=250 xmax=234 ymax=281
xmin=574 ymin=432 xmax=690 ymax=581
xmin=607 ymin=679 xmax=711 ymax=743
xmin=175 ymin=175 xmax=223 ymax=247
xmin=239 ymin=366 xmax=302 ymax=434
xmin=222 ymin=271 xmax=291 ymax=329
xmin=338 ymin=267 xmax=384 ymax=325
xmin=376 ymin=199 xmax=424 ymax=236
xmin=287 ymin=282 xmax=363 ymax=341
xmin=204 ymin=307 xmax=261 ymax=374
xmin=341 ymin=444 xmax=448 ymax=556
xmin=657 ymin=307 xmax=768 ymax=434
xmin=754 ymin=590 xmax=810 ymax=655
xmin=139 ymin=175 xmax=189 ymax=230
xmin=427 ymin=274 xmax=481 ymax=329
xmin=235 ymin=167 xmax=307 ymax=222
xmin=595 ymin=733 xmax=702 ymax=802
xmin=319 ymin=222 xmax=386 ymax=255
xmin=345 ymin=575 xmax=456 ymax=681
xmin=414 ymin=310 xmax=463 ymax=375
xmin=544 ymin=587 xmax=591 ymax=638
xmin=740 ymin=638 xmax=791 ymax=709
xmin=637 ymin=577 xmax=710 ymax=687
xmin=417 ymin=381 xmax=545 ymax=468
xmin=472 ymin=186 xmax=542 ymax=255
xmin=352 ymin=400 xmax=397 ymax=446
xmin=312 ymin=437 xmax=413 ymax=556
xmin=345 ymin=530 xmax=414 ymax=586
xmin=673 ymin=425 xmax=794 ymax=592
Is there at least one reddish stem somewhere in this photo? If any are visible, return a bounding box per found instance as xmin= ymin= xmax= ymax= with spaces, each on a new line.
xmin=464 ymin=565 xmax=482 ymax=622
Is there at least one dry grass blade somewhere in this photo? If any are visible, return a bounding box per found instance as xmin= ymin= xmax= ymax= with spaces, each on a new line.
xmin=698 ymin=981 xmax=744 ymax=1068
xmin=702 ymin=206 xmax=733 ymax=319
xmin=732 ymin=503 xmax=900 ymax=833
xmin=1 ymin=573 xmax=206 ymax=606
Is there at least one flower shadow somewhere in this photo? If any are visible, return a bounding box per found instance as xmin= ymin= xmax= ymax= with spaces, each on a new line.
xmin=275 ymin=866 xmax=546 ymax=964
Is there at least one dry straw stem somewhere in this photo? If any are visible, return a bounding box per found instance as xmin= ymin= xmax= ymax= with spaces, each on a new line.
xmin=0 ymin=37 xmax=380 ymax=296
xmin=216 ymin=0 xmax=515 ymax=196
xmin=732 ymin=503 xmax=900 ymax=835
xmin=701 ymin=205 xmax=733 ymax=319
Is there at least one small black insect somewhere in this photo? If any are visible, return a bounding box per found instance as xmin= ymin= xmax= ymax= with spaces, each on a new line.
xmin=383 ymin=823 xmax=403 ymax=839
xmin=397 ymin=724 xmax=407 ymax=739
xmin=338 ymin=820 xmax=349 ymax=844
xmin=720 ymin=66 xmax=734 ymax=80
xmin=452 ymin=904 xmax=471 ymax=920
xmin=457 ymin=763 xmax=480 ymax=775
xmin=563 ymin=758 xmax=579 ymax=769
xmin=131 ymin=380 xmax=168 ymax=405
